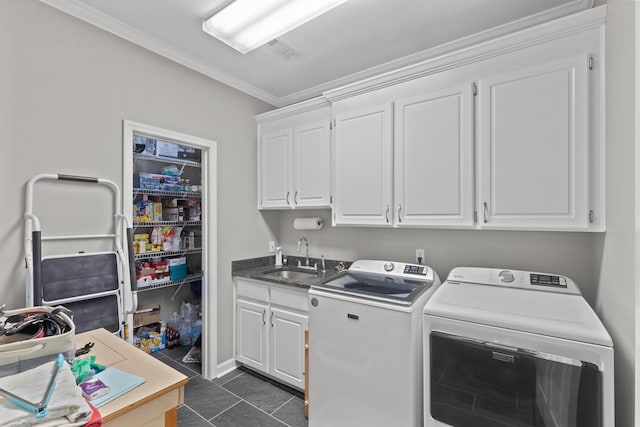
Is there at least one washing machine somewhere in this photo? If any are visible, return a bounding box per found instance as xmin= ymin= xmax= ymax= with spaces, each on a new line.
xmin=308 ymin=260 xmax=441 ymax=427
xmin=423 ymin=267 xmax=614 ymax=427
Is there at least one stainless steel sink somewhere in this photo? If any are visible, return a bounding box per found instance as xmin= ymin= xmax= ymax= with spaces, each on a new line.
xmin=262 ymin=267 xmax=319 ymax=281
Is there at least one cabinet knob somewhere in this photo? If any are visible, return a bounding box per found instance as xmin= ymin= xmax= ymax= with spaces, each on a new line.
xmin=286 ymin=191 xmax=290 ymax=205
xmin=294 ymin=191 xmax=298 ymax=205
xmin=483 ymin=202 xmax=489 ymax=224
xmin=397 ymin=205 xmax=402 ymax=223
xmin=385 ymin=205 xmax=390 ymax=223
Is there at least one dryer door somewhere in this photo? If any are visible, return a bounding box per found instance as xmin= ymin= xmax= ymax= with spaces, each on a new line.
xmin=429 ymin=331 xmax=602 ymax=427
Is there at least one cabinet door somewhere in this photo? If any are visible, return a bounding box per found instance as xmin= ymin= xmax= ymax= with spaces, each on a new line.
xmin=269 ymin=307 xmax=308 ymax=389
xmin=236 ymin=299 xmax=269 ymax=373
xmin=333 ymin=103 xmax=393 ymax=226
xmin=394 ymin=84 xmax=475 ymax=228
xmin=478 ymin=57 xmax=589 ymax=230
xmin=259 ymin=128 xmax=292 ymax=209
xmin=293 ymin=120 xmax=331 ymax=208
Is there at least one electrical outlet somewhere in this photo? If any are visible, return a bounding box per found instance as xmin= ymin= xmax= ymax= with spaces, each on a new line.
xmin=268 ymin=241 xmax=276 ymax=253
xmin=415 ymin=249 xmax=425 ymax=264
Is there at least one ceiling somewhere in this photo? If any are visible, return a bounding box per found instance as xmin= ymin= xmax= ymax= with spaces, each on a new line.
xmin=40 ymin=0 xmax=596 ymax=107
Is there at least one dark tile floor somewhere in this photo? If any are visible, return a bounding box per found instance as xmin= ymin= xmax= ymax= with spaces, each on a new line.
xmin=152 ymin=346 xmax=308 ymax=427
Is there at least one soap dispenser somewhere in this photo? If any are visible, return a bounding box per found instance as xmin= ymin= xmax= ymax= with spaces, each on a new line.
xmin=275 ymin=247 xmax=283 ymax=267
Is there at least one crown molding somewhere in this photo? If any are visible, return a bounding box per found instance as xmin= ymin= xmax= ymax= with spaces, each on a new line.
xmin=323 ymin=4 xmax=606 ymax=102
xmin=282 ymin=0 xmax=597 ymax=105
xmin=38 ymin=0 xmax=281 ymax=106
xmin=39 ymin=0 xmax=597 ymax=108
xmin=255 ymin=96 xmax=329 ymax=123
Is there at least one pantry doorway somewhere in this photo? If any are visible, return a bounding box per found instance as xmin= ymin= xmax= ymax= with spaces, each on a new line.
xmin=123 ymin=120 xmax=218 ymax=380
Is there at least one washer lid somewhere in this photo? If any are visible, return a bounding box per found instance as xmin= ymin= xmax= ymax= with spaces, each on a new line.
xmin=425 ymin=269 xmax=612 ymax=347
xmin=313 ymin=259 xmax=438 ymax=306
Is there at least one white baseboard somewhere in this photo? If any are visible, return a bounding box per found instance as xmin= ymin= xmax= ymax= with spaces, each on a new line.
xmin=216 ymin=358 xmax=238 ymax=379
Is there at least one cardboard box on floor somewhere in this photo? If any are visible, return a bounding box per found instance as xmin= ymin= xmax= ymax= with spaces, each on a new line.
xmin=133 ymin=304 xmax=160 ymax=328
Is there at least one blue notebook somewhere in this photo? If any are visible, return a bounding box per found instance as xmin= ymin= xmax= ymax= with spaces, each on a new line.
xmin=88 ymin=367 xmax=145 ymax=408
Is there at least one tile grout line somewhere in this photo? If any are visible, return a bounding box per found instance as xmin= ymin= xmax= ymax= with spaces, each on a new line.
xmin=271 ymin=394 xmax=296 ymax=414
xmin=181 ymin=402 xmax=215 ymax=426
xmin=215 ymin=383 xmax=296 ymax=427
xmin=207 ymin=399 xmax=243 ymax=422
xmin=168 ymin=357 xmax=202 ymax=377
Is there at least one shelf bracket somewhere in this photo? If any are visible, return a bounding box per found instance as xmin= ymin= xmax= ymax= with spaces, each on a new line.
xmin=170 ymin=280 xmax=187 ymax=300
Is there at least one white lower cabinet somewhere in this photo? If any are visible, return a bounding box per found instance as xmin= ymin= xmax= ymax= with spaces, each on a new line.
xmin=270 ymin=307 xmax=308 ymax=387
xmin=235 ymin=279 xmax=308 ymax=390
xmin=236 ymin=299 xmax=269 ymax=372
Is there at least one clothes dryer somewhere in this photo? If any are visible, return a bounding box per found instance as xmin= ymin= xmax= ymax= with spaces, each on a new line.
xmin=423 ymin=267 xmax=613 ymax=427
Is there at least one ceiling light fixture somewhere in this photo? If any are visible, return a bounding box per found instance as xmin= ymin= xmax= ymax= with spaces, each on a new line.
xmin=202 ymin=0 xmax=349 ymax=54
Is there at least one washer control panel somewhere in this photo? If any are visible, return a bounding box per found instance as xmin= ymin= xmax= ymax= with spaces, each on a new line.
xmin=530 ymin=273 xmax=567 ymax=288
xmin=347 ymin=260 xmax=436 ymax=282
xmin=404 ymin=264 xmax=428 ymax=276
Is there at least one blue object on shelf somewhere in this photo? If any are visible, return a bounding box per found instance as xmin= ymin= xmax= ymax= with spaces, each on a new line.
xmin=170 ymin=264 xmax=187 ymax=281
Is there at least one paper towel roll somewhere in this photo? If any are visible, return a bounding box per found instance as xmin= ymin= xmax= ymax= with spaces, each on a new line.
xmin=293 ymin=217 xmax=324 ymax=230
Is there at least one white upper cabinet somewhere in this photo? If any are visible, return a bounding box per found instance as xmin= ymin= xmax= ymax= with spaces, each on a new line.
xmin=257 ymin=101 xmax=331 ymax=210
xmin=260 ymin=128 xmax=292 ymax=209
xmin=394 ymin=84 xmax=475 ymax=228
xmin=293 ymin=119 xmax=331 ymax=207
xmin=266 ymin=8 xmax=605 ymax=231
xmin=477 ymin=56 xmax=590 ymax=230
xmin=332 ymin=84 xmax=474 ymax=228
xmin=333 ymin=103 xmax=393 ymax=226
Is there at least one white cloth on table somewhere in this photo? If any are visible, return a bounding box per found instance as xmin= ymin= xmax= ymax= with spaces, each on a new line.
xmin=0 ymin=359 xmax=91 ymax=427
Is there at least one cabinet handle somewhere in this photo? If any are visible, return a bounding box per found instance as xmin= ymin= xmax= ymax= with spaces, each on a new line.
xmin=483 ymin=202 xmax=489 ymax=224
xmin=270 ymin=312 xmax=274 ymax=327
xmin=397 ymin=205 xmax=402 ymax=223
xmin=385 ymin=205 xmax=390 ymax=223
xmin=294 ymin=191 xmax=298 ymax=205
xmin=262 ymin=310 xmax=266 ymax=325
xmin=286 ymin=191 xmax=290 ymax=205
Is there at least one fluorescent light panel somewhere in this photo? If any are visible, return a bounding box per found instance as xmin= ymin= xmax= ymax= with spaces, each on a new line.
xmin=203 ymin=0 xmax=349 ymax=54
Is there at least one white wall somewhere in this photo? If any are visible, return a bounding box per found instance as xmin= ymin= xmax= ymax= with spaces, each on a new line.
xmin=0 ymin=0 xmax=276 ymax=365
xmin=596 ymin=1 xmax=637 ymax=426
xmin=277 ymin=210 xmax=598 ymax=301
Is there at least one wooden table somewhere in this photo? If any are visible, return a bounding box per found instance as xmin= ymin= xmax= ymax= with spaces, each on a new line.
xmin=75 ymin=328 xmax=188 ymax=427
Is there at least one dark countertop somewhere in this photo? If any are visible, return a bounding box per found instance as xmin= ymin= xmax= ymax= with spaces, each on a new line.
xmin=232 ymin=255 xmax=350 ymax=290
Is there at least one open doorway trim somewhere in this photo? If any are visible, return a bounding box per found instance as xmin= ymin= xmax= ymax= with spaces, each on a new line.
xmin=122 ymin=120 xmax=218 ymax=380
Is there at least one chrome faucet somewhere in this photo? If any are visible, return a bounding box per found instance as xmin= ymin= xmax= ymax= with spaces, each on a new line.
xmin=297 ymin=236 xmax=309 ymax=267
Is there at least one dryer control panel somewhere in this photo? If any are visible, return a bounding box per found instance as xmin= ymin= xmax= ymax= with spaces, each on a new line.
xmin=446 ymin=267 xmax=580 ymax=295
